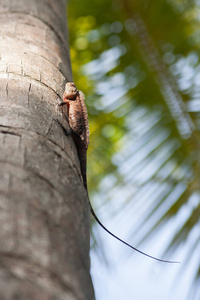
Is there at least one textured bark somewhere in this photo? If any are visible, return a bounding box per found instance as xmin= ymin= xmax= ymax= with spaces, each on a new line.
xmin=0 ymin=0 xmax=94 ymax=299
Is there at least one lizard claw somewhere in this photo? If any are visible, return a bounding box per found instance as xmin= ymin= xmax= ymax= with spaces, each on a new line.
xmin=57 ymin=98 xmax=67 ymax=106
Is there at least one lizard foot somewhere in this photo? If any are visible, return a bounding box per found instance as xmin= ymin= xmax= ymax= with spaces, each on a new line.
xmin=57 ymin=98 xmax=67 ymax=106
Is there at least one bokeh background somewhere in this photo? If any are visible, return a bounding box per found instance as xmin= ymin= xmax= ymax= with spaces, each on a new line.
xmin=67 ymin=1 xmax=200 ymax=299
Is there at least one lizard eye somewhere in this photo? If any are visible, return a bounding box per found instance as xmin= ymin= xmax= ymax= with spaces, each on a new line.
xmin=67 ymin=82 xmax=76 ymax=88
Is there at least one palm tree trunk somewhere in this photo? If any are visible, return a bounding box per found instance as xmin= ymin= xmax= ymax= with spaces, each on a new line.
xmin=0 ymin=0 xmax=94 ymax=299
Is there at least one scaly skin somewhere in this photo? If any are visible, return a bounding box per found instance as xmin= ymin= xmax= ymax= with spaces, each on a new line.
xmin=62 ymin=82 xmax=89 ymax=149
xmin=58 ymin=82 xmax=179 ymax=264
xmin=58 ymin=82 xmax=89 ymax=189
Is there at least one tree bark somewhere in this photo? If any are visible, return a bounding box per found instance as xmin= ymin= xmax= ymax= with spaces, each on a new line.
xmin=0 ymin=0 xmax=94 ymax=299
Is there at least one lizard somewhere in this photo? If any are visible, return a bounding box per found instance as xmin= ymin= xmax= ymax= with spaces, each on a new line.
xmin=58 ymin=82 xmax=179 ymax=264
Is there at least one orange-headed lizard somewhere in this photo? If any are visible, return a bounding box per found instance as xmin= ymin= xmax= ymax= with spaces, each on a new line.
xmin=58 ymin=82 xmax=179 ymax=264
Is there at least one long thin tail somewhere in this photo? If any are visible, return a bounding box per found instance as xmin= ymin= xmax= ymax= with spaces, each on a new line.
xmin=89 ymin=203 xmax=180 ymax=264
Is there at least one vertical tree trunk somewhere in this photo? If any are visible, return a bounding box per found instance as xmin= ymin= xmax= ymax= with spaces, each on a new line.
xmin=0 ymin=0 xmax=94 ymax=299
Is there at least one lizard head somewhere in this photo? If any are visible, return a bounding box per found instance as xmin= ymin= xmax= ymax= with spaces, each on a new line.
xmin=64 ymin=82 xmax=78 ymax=99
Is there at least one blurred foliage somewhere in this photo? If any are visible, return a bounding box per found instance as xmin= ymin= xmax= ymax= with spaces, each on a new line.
xmin=68 ymin=0 xmax=200 ymax=298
